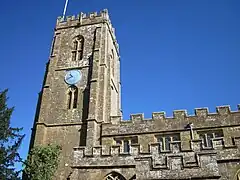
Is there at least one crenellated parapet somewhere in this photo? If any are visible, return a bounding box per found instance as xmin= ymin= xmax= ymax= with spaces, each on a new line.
xmin=55 ymin=9 xmax=119 ymax=53
xmin=71 ymin=105 xmax=240 ymax=179
xmin=72 ymin=137 xmax=240 ymax=179
xmin=105 ymin=105 xmax=240 ymax=136
xmin=73 ymin=136 xmax=240 ymax=159
xmin=129 ymin=105 xmax=239 ymax=121
xmin=56 ymin=9 xmax=109 ymax=26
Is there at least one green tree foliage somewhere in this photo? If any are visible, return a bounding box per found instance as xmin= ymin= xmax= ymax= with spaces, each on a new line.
xmin=0 ymin=89 xmax=25 ymax=180
xmin=23 ymin=144 xmax=61 ymax=180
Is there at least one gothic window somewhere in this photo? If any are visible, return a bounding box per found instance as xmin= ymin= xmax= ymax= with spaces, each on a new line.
xmin=104 ymin=172 xmax=126 ymax=180
xmin=123 ymin=140 xmax=129 ymax=153
xmin=198 ymin=130 xmax=223 ymax=148
xmin=115 ymin=136 xmax=138 ymax=153
xmin=233 ymin=169 xmax=240 ymax=180
xmin=67 ymin=91 xmax=72 ymax=109
xmin=67 ymin=86 xmax=78 ymax=109
xmin=156 ymin=134 xmax=180 ymax=151
xmin=72 ymin=35 xmax=84 ymax=61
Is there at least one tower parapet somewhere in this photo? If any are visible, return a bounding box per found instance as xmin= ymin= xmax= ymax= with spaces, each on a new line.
xmin=56 ymin=9 xmax=119 ymax=54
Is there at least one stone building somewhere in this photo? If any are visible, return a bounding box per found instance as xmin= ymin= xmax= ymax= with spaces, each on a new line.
xmin=28 ymin=9 xmax=240 ymax=180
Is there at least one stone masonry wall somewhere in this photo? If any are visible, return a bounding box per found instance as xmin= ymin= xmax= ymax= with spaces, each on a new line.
xmin=28 ymin=9 xmax=240 ymax=180
xmin=70 ymin=105 xmax=240 ymax=179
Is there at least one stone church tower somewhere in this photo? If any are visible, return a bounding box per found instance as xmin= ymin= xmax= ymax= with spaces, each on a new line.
xmin=29 ymin=9 xmax=121 ymax=179
xmin=29 ymin=9 xmax=240 ymax=180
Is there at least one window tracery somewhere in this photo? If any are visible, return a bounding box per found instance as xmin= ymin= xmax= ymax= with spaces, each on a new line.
xmin=104 ymin=172 xmax=126 ymax=180
xmin=115 ymin=136 xmax=138 ymax=153
xmin=233 ymin=169 xmax=240 ymax=180
xmin=156 ymin=134 xmax=180 ymax=151
xmin=198 ymin=130 xmax=223 ymax=148
xmin=67 ymin=86 xmax=78 ymax=109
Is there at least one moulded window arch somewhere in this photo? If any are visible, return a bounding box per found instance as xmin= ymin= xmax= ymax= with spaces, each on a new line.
xmin=103 ymin=172 xmax=126 ymax=180
xmin=67 ymin=86 xmax=78 ymax=109
xmin=72 ymin=35 xmax=84 ymax=61
xmin=233 ymin=169 xmax=240 ymax=180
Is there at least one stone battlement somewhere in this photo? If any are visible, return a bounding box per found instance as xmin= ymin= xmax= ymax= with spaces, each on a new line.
xmin=104 ymin=105 xmax=240 ymax=141
xmin=71 ymin=137 xmax=240 ymax=179
xmin=56 ymin=9 xmax=110 ymax=25
xmin=73 ymin=136 xmax=240 ymax=159
xmin=55 ymin=9 xmax=119 ymax=52
xmin=108 ymin=105 xmax=240 ymax=130
xmin=126 ymin=105 xmax=240 ymax=121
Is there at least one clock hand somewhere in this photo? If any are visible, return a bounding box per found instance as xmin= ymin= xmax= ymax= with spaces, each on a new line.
xmin=66 ymin=75 xmax=72 ymax=80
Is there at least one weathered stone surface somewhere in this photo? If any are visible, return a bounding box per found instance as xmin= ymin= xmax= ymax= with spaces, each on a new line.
xmin=27 ymin=9 xmax=240 ymax=180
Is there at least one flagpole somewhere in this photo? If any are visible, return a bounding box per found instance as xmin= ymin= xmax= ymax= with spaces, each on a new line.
xmin=63 ymin=0 xmax=69 ymax=19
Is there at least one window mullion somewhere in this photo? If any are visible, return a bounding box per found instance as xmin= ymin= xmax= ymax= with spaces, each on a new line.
xmin=71 ymin=91 xmax=74 ymax=109
xmin=212 ymin=132 xmax=216 ymax=138
xmin=204 ymin=134 xmax=208 ymax=147
xmin=68 ymin=91 xmax=72 ymax=109
xmin=121 ymin=140 xmax=124 ymax=152
xmin=163 ymin=137 xmax=166 ymax=150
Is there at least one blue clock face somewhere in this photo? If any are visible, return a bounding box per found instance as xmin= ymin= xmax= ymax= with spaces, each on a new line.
xmin=65 ymin=70 xmax=82 ymax=85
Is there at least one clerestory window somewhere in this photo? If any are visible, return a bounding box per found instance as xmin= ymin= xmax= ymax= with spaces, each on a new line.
xmin=72 ymin=35 xmax=84 ymax=61
xmin=156 ymin=134 xmax=180 ymax=151
xmin=115 ymin=136 xmax=138 ymax=153
xmin=67 ymin=86 xmax=78 ymax=109
xmin=198 ymin=130 xmax=223 ymax=148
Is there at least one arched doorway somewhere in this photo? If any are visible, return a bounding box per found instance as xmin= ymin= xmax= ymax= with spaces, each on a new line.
xmin=103 ymin=172 xmax=126 ymax=180
xmin=233 ymin=169 xmax=240 ymax=180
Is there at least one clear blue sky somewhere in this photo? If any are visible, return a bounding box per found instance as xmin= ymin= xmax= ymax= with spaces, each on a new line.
xmin=0 ymin=0 xmax=239 ymax=169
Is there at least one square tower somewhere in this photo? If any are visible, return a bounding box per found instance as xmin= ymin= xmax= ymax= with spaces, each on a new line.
xmin=27 ymin=9 xmax=240 ymax=180
xmin=29 ymin=9 xmax=121 ymax=179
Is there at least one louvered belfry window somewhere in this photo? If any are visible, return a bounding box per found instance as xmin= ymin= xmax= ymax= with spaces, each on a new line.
xmin=72 ymin=35 xmax=84 ymax=61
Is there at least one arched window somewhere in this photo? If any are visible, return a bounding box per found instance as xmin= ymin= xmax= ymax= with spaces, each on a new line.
xmin=67 ymin=86 xmax=78 ymax=109
xmin=72 ymin=35 xmax=84 ymax=61
xmin=104 ymin=172 xmax=126 ymax=180
xmin=67 ymin=90 xmax=73 ymax=109
xmin=72 ymin=41 xmax=78 ymax=61
xmin=234 ymin=169 xmax=240 ymax=180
